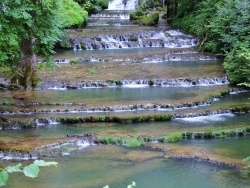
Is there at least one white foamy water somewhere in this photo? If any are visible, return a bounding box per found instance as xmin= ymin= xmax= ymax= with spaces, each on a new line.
xmin=108 ymin=0 xmax=138 ymax=10
xmin=122 ymin=84 xmax=149 ymax=88
xmin=180 ymin=113 xmax=235 ymax=123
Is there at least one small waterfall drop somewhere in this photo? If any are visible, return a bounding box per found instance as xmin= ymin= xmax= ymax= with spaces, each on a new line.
xmin=108 ymin=0 xmax=138 ymax=10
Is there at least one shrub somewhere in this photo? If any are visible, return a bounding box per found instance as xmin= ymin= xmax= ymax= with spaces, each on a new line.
xmin=141 ymin=13 xmax=159 ymax=26
xmin=130 ymin=11 xmax=145 ymax=20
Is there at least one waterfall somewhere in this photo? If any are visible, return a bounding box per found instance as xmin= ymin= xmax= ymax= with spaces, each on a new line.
xmin=108 ymin=0 xmax=138 ymax=10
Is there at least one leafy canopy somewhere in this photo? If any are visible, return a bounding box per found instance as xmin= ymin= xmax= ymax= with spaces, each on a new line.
xmin=172 ymin=0 xmax=250 ymax=86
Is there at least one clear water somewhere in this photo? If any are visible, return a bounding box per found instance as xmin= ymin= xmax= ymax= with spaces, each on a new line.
xmin=0 ymin=85 xmax=229 ymax=107
xmin=2 ymin=145 xmax=250 ymax=188
xmin=1 ymin=4 xmax=250 ymax=188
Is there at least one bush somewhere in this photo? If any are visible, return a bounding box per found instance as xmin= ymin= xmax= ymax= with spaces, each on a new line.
xmin=130 ymin=11 xmax=145 ymax=20
xmin=141 ymin=13 xmax=159 ymax=26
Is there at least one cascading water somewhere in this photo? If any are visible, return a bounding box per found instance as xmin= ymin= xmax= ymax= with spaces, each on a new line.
xmin=108 ymin=0 xmax=138 ymax=10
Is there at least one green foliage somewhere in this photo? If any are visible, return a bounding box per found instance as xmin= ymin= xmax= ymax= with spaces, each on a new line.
xmin=203 ymin=131 xmax=215 ymax=139
xmin=1 ymin=99 xmax=10 ymax=105
xmin=246 ymin=127 xmax=250 ymax=132
xmin=0 ymin=160 xmax=58 ymax=186
xmin=223 ymin=44 xmax=250 ymax=86
xmin=243 ymin=156 xmax=250 ymax=169
xmin=60 ymin=0 xmax=88 ymax=28
xmin=166 ymin=132 xmax=182 ymax=142
xmin=172 ymin=0 xmax=250 ymax=86
xmin=130 ymin=11 xmax=159 ymax=26
xmin=100 ymin=136 xmax=119 ymax=145
xmin=88 ymin=68 xmax=97 ymax=75
xmin=0 ymin=0 xmax=63 ymax=88
xmin=141 ymin=13 xmax=159 ymax=26
xmin=69 ymin=59 xmax=78 ymax=65
xmin=122 ymin=138 xmax=141 ymax=148
xmin=80 ymin=0 xmax=110 ymax=14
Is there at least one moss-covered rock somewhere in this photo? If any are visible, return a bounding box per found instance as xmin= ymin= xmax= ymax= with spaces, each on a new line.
xmin=8 ymin=84 xmax=21 ymax=90
xmin=130 ymin=36 xmax=138 ymax=41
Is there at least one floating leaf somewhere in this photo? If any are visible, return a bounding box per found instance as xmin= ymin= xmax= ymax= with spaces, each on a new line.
xmin=0 ymin=170 xmax=9 ymax=186
xmin=5 ymin=163 xmax=23 ymax=173
xmin=23 ymin=164 xmax=39 ymax=178
xmin=34 ymin=160 xmax=58 ymax=167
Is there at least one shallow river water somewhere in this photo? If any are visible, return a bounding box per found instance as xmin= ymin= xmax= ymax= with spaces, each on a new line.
xmin=1 ymin=2 xmax=250 ymax=187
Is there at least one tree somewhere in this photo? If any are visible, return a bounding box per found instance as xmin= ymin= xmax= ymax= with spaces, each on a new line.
xmin=0 ymin=0 xmax=63 ymax=89
xmin=60 ymin=0 xmax=88 ymax=28
xmin=172 ymin=0 xmax=250 ymax=87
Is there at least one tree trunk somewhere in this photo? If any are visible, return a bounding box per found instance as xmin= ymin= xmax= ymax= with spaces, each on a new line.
xmin=11 ymin=37 xmax=38 ymax=89
xmin=166 ymin=2 xmax=171 ymax=19
xmin=174 ymin=0 xmax=178 ymax=15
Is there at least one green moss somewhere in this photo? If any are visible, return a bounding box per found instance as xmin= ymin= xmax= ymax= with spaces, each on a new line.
xmin=186 ymin=132 xmax=193 ymax=138
xmin=130 ymin=36 xmax=138 ymax=41
xmin=2 ymin=99 xmax=10 ymax=105
xmin=204 ymin=131 xmax=215 ymax=139
xmin=149 ymin=80 xmax=154 ymax=86
xmin=115 ymin=80 xmax=123 ymax=86
xmin=81 ymin=42 xmax=86 ymax=50
xmin=122 ymin=138 xmax=141 ymax=147
xmin=88 ymin=69 xmax=97 ymax=75
xmin=99 ymin=136 xmax=118 ymax=145
xmin=246 ymin=127 xmax=250 ymax=133
xmin=194 ymin=132 xmax=203 ymax=139
xmin=69 ymin=59 xmax=78 ymax=65
xmin=166 ymin=132 xmax=182 ymax=142
xmin=141 ymin=13 xmax=159 ymax=26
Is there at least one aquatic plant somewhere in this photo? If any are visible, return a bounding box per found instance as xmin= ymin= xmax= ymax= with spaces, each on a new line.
xmin=166 ymin=132 xmax=183 ymax=142
xmin=122 ymin=138 xmax=141 ymax=148
xmin=100 ymin=136 xmax=119 ymax=145
xmin=0 ymin=160 xmax=58 ymax=187
xmin=69 ymin=59 xmax=78 ymax=65
xmin=243 ymin=156 xmax=250 ymax=175
xmin=1 ymin=99 xmax=9 ymax=105
xmin=88 ymin=69 xmax=97 ymax=75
